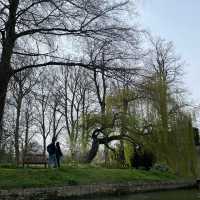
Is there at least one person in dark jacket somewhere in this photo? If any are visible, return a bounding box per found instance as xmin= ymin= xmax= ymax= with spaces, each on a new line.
xmin=56 ymin=142 xmax=63 ymax=168
xmin=47 ymin=137 xmax=57 ymax=168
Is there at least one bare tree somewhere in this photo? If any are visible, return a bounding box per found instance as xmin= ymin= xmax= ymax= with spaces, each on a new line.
xmin=19 ymin=94 xmax=37 ymax=165
xmin=86 ymin=40 xmax=109 ymax=164
xmin=0 ymin=0 xmax=137 ymax=125
xmin=55 ymin=66 xmax=92 ymax=158
xmin=9 ymin=64 xmax=39 ymax=165
xmin=48 ymin=73 xmax=65 ymax=140
xmin=33 ymin=73 xmax=52 ymax=158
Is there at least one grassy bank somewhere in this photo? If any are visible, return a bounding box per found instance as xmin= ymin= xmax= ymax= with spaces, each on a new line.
xmin=0 ymin=165 xmax=178 ymax=189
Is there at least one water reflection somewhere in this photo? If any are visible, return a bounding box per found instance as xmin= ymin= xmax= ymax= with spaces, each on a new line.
xmin=81 ymin=189 xmax=200 ymax=200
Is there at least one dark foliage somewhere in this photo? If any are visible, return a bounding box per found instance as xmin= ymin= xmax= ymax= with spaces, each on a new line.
xmin=193 ymin=127 xmax=199 ymax=146
xmin=131 ymin=147 xmax=156 ymax=170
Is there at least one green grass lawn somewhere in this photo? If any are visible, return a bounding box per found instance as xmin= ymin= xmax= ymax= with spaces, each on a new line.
xmin=0 ymin=165 xmax=178 ymax=189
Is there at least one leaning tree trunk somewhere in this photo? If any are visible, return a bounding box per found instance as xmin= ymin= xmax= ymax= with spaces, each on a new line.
xmin=83 ymin=137 xmax=100 ymax=163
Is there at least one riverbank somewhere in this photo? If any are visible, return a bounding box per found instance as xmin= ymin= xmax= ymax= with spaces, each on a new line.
xmin=0 ymin=165 xmax=178 ymax=189
xmin=0 ymin=165 xmax=197 ymax=200
xmin=0 ymin=180 xmax=197 ymax=200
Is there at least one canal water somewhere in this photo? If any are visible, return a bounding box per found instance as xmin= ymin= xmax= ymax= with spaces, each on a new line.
xmin=81 ymin=189 xmax=200 ymax=200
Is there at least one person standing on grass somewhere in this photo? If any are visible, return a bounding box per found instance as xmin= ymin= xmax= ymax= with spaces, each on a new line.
xmin=47 ymin=137 xmax=57 ymax=168
xmin=56 ymin=142 xmax=63 ymax=168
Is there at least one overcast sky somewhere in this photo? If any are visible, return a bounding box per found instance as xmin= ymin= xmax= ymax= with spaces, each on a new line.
xmin=138 ymin=0 xmax=200 ymax=105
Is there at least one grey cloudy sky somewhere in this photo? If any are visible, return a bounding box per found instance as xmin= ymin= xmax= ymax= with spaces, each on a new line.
xmin=138 ymin=0 xmax=200 ymax=105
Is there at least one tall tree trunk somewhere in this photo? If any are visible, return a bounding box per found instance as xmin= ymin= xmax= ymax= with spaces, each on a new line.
xmin=0 ymin=70 xmax=10 ymax=128
xmin=118 ymin=92 xmax=128 ymax=165
xmin=23 ymin=112 xmax=29 ymax=163
xmin=69 ymin=135 xmax=76 ymax=159
xmin=0 ymin=0 xmax=19 ymax=127
xmin=104 ymin=145 xmax=109 ymax=165
xmin=43 ymin=136 xmax=46 ymax=158
xmin=118 ymin=140 xmax=125 ymax=165
xmin=0 ymin=66 xmax=11 ymax=162
xmin=159 ymin=81 xmax=169 ymax=160
xmin=14 ymin=97 xmax=22 ymax=166
xmin=0 ymin=119 xmax=3 ymax=151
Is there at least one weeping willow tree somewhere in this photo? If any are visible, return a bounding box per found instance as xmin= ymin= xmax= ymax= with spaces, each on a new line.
xmin=106 ymin=88 xmax=151 ymax=167
xmin=140 ymin=37 xmax=198 ymax=176
xmin=105 ymin=42 xmax=198 ymax=174
xmin=78 ymin=87 xmax=142 ymax=164
xmin=79 ymin=81 xmax=198 ymax=176
xmin=105 ymin=84 xmax=198 ymax=176
xmin=106 ymin=88 xmax=132 ymax=165
xmin=78 ymin=38 xmax=198 ymax=175
xmin=167 ymin=108 xmax=197 ymax=176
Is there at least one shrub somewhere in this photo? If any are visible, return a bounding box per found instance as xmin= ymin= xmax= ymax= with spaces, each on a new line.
xmin=132 ymin=150 xmax=156 ymax=170
xmin=68 ymin=179 xmax=78 ymax=185
xmin=151 ymin=163 xmax=170 ymax=172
